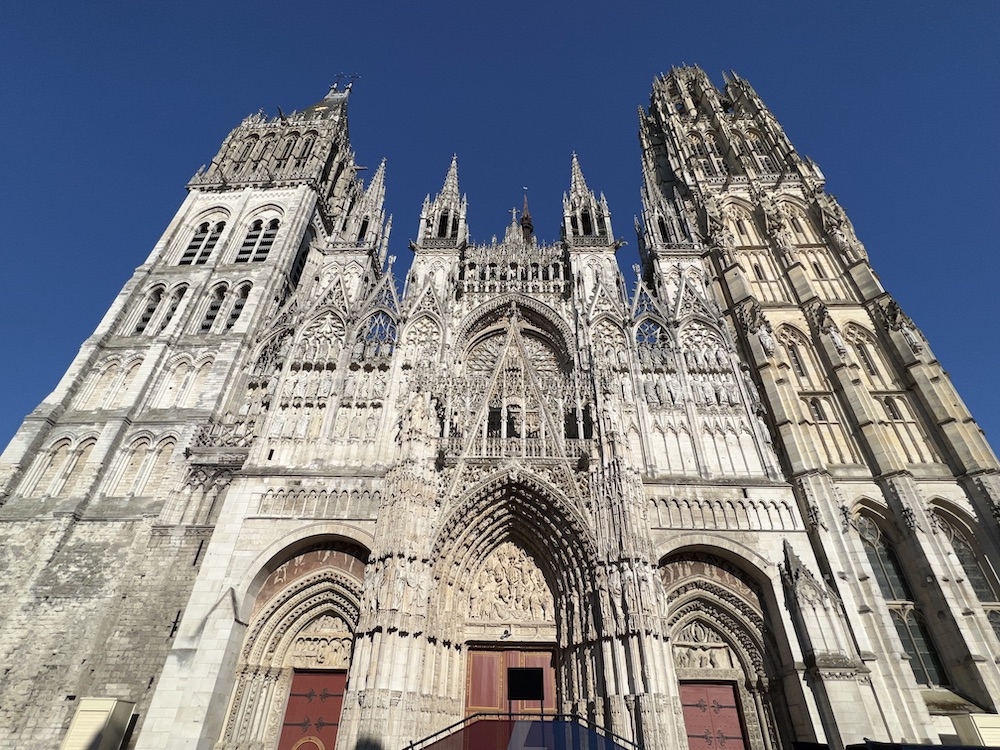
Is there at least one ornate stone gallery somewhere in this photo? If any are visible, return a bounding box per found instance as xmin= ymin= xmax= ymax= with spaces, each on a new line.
xmin=2 ymin=68 xmax=1000 ymax=750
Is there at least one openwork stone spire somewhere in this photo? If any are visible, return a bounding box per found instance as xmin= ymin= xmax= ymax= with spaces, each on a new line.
xmin=562 ymin=153 xmax=613 ymax=243
xmin=415 ymin=155 xmax=468 ymax=246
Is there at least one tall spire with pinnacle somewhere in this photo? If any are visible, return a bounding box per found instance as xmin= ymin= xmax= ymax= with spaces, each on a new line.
xmin=341 ymin=157 xmax=389 ymax=253
xmin=440 ymin=154 xmax=460 ymax=204
xmin=415 ymin=155 xmax=468 ymax=246
xmin=569 ymin=152 xmax=590 ymax=201
xmin=562 ymin=153 xmax=613 ymax=242
xmin=520 ymin=190 xmax=534 ymax=242
xmin=366 ymin=157 xmax=387 ymax=210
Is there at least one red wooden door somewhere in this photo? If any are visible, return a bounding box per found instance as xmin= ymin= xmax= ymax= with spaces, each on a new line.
xmin=465 ymin=648 xmax=557 ymax=717
xmin=680 ymin=682 xmax=747 ymax=750
xmin=278 ymin=670 xmax=347 ymax=750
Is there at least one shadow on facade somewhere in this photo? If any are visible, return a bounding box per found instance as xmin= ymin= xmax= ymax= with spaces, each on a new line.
xmin=354 ymin=737 xmax=384 ymax=750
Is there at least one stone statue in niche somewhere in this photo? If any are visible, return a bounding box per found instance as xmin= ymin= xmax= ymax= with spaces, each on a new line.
xmin=363 ymin=559 xmax=384 ymax=615
xmin=899 ymin=320 xmax=922 ymax=353
xmin=828 ymin=226 xmax=859 ymax=261
xmin=817 ymin=193 xmax=865 ymax=261
xmin=818 ymin=311 xmax=848 ymax=356
xmin=607 ymin=565 xmax=624 ymax=621
xmin=773 ymin=226 xmax=796 ymax=257
xmin=349 ymin=410 xmax=364 ymax=440
xmin=391 ymin=557 xmax=408 ymax=610
xmin=468 ymin=541 xmax=554 ymax=622
xmin=759 ymin=194 xmax=783 ymax=234
xmin=703 ymin=195 xmax=725 ymax=239
xmin=757 ymin=324 xmax=775 ymax=357
xmin=644 ymin=379 xmax=659 ymax=406
xmin=622 ymin=377 xmax=634 ymax=403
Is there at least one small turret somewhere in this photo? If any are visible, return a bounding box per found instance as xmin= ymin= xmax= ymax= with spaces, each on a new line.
xmin=416 ymin=156 xmax=468 ymax=246
xmin=561 ymin=154 xmax=613 ymax=243
xmin=339 ymin=157 xmax=389 ymax=258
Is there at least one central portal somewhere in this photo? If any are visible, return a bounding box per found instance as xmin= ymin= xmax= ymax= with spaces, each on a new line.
xmin=466 ymin=648 xmax=557 ymax=717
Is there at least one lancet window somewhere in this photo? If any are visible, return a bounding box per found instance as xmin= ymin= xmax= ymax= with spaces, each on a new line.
xmin=157 ymin=285 xmax=188 ymax=334
xmin=109 ymin=436 xmax=176 ymax=497
xmin=857 ymin=514 xmax=947 ymax=686
xmin=705 ymin=131 xmax=728 ymax=174
xmin=77 ymin=360 xmax=120 ymax=410
xmin=934 ymin=513 xmax=1000 ymax=605
xmin=225 ymin=283 xmax=251 ymax=330
xmin=801 ymin=249 xmax=849 ymax=300
xmin=236 ymin=218 xmax=279 ymax=263
xmin=111 ymin=360 xmax=142 ymax=409
xmin=355 ymin=312 xmax=397 ymax=359
xmin=891 ymin=610 xmax=948 ymax=687
xmin=745 ymin=131 xmax=778 ymax=174
xmin=879 ymin=394 xmax=938 ymax=464
xmin=132 ymin=286 xmax=164 ymax=335
xmin=179 ymin=221 xmax=225 ymax=265
xmin=199 ymin=284 xmax=228 ymax=333
xmin=635 ymin=318 xmax=672 ymax=371
xmin=293 ymin=132 xmax=316 ymax=168
xmin=274 ymin=134 xmax=299 ymax=170
xmin=437 ymin=210 xmax=458 ymax=238
xmin=233 ymin=136 xmax=257 ymax=175
xmin=24 ymin=439 xmax=71 ymax=497
xmin=289 ymin=228 xmax=313 ymax=288
xmin=689 ymin=132 xmax=717 ymax=177
xmin=740 ymin=249 xmax=788 ymax=302
xmin=154 ymin=358 xmax=213 ymax=409
xmin=801 ymin=394 xmax=856 ymax=464
xmin=846 ymin=326 xmax=889 ymax=388
xmin=778 ymin=328 xmax=823 ymax=389
xmin=730 ymin=206 xmax=761 ymax=245
xmin=252 ymin=134 xmax=275 ymax=168
xmin=59 ymin=439 xmax=96 ymax=497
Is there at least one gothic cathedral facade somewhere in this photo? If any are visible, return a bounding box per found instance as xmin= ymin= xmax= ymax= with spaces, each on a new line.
xmin=2 ymin=68 xmax=1000 ymax=750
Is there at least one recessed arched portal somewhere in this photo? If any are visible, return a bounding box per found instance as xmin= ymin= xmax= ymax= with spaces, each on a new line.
xmin=659 ymin=549 xmax=797 ymax=750
xmin=431 ymin=471 xmax=598 ymax=720
xmin=216 ymin=539 xmax=368 ymax=750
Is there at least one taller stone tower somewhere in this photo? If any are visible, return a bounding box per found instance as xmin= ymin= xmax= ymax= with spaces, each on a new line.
xmin=1 ymin=69 xmax=999 ymax=750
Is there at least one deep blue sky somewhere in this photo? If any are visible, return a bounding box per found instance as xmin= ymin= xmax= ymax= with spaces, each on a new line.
xmin=2 ymin=2 xmax=998 ymax=455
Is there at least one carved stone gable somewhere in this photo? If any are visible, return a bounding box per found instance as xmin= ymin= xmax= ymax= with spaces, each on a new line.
xmin=454 ymin=311 xmax=574 ymax=460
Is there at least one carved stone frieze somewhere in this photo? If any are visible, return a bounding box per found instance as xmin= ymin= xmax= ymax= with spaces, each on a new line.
xmin=468 ymin=542 xmax=554 ymax=622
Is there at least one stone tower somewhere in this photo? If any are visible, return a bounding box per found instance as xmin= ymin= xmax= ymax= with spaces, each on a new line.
xmin=1 ymin=69 xmax=999 ymax=750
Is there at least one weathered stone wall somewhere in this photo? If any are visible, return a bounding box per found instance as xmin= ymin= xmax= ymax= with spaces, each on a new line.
xmin=0 ymin=519 xmax=207 ymax=748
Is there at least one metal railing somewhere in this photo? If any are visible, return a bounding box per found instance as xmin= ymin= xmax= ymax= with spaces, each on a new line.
xmin=405 ymin=712 xmax=643 ymax=750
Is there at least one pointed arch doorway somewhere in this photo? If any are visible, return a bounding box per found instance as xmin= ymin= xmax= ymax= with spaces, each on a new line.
xmin=661 ymin=550 xmax=799 ymax=750
xmin=217 ymin=543 xmax=366 ymax=750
